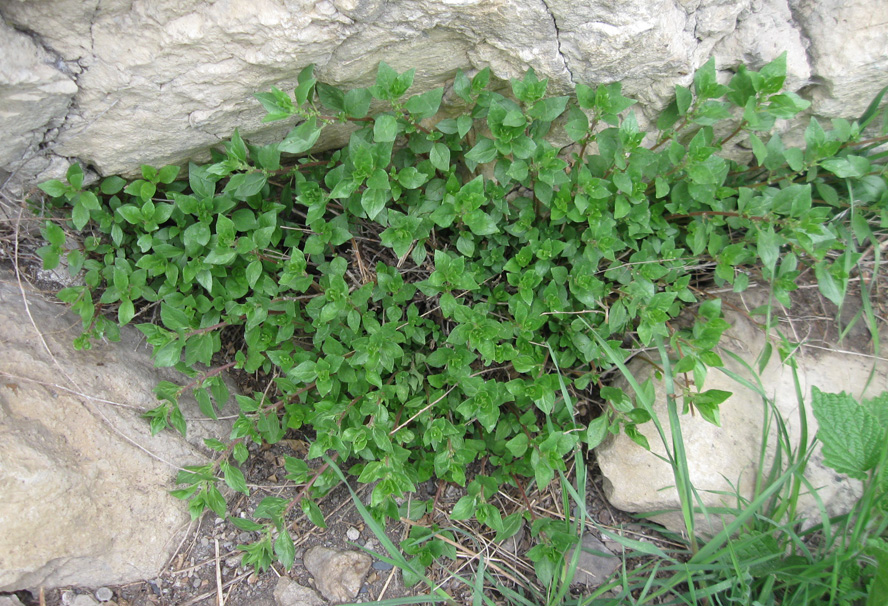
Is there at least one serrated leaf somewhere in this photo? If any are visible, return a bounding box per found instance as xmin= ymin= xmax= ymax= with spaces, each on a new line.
xmin=811 ymin=387 xmax=883 ymax=480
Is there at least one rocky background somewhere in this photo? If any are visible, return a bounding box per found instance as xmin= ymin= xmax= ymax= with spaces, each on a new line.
xmin=1 ymin=0 xmax=887 ymax=188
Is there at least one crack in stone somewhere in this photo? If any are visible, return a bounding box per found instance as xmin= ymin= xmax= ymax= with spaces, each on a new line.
xmin=785 ymin=0 xmax=817 ymax=89
xmin=539 ymin=0 xmax=576 ymax=86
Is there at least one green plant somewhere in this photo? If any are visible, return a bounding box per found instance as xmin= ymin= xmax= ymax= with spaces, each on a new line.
xmin=34 ymin=53 xmax=887 ymax=584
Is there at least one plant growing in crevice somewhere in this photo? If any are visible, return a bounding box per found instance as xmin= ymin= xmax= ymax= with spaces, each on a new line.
xmin=33 ymin=53 xmax=888 ymax=582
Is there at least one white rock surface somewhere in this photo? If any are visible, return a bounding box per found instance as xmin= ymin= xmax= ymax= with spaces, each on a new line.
xmin=596 ymin=305 xmax=886 ymax=536
xmin=0 ymin=19 xmax=77 ymax=174
xmin=0 ymin=0 xmax=886 ymax=183
xmin=0 ymin=271 xmax=233 ymax=591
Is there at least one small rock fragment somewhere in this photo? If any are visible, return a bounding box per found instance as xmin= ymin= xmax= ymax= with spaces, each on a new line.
xmin=304 ymin=546 xmax=372 ymax=603
xmin=0 ymin=595 xmax=25 ymax=606
xmin=371 ymin=560 xmax=393 ymax=571
xmin=95 ymin=587 xmax=114 ymax=602
xmin=72 ymin=595 xmax=99 ymax=606
xmin=566 ymin=534 xmax=620 ymax=586
xmin=346 ymin=526 xmax=361 ymax=541
xmin=273 ymin=577 xmax=324 ymax=606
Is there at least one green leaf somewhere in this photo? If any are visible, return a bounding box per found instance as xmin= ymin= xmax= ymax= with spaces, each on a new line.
xmin=505 ymin=433 xmax=528 ymax=457
xmin=316 ymin=82 xmax=345 ymax=112
xmin=158 ymin=165 xmax=180 ymax=184
xmin=280 ymin=118 xmax=322 ymax=154
xmin=450 ymin=495 xmax=475 ymax=520
xmin=585 ymin=416 xmax=608 ymax=448
xmin=344 ymin=88 xmax=372 ymax=119
xmin=38 ymin=179 xmax=68 ymax=198
xmin=302 ymin=498 xmax=327 ymax=528
xmin=756 ymin=226 xmax=780 ymax=274
xmin=361 ymin=187 xmax=389 ymax=220
xmin=528 ymin=96 xmax=569 ymax=122
xmin=66 ymin=163 xmax=84 ymax=190
xmin=405 ymin=87 xmax=444 ymax=119
xmin=675 ymin=85 xmax=693 ymax=116
xmin=222 ymin=462 xmax=249 ymax=494
xmin=811 ymin=387 xmax=883 ymax=480
xmin=118 ymin=299 xmax=135 ymax=325
xmin=430 ymin=143 xmax=450 ymax=172
xmin=161 ymin=303 xmax=190 ymax=331
xmin=72 ymin=201 xmax=90 ymax=230
xmin=397 ymin=166 xmax=428 ymax=189
xmin=374 ymin=114 xmax=399 ymax=143
xmin=463 ymin=210 xmax=498 ymax=236
xmin=274 ymin=528 xmax=296 ymax=569
xmin=465 ymin=138 xmax=497 ymax=164
xmin=100 ymin=175 xmax=127 ymax=195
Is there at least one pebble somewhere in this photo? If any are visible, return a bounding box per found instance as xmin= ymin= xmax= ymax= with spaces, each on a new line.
xmin=192 ymin=578 xmax=202 ymax=589
xmin=237 ymin=532 xmax=253 ymax=543
xmin=226 ymin=555 xmax=241 ymax=568
xmin=94 ymin=588 xmax=113 ymax=602
xmin=346 ymin=526 xmax=361 ymax=541
xmin=71 ymin=595 xmax=98 ymax=606
xmin=372 ymin=560 xmax=394 ymax=570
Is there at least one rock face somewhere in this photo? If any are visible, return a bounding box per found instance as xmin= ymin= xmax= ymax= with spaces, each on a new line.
xmin=1 ymin=0 xmax=886 ymax=186
xmin=595 ymin=304 xmax=886 ymax=536
xmin=0 ymin=271 xmax=232 ymax=591
xmin=303 ymin=546 xmax=371 ymax=603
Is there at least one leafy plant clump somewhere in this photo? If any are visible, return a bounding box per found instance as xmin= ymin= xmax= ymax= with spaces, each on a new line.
xmin=35 ymin=54 xmax=887 ymax=578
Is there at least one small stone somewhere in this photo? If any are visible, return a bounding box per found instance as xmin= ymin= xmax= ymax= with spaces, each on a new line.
xmin=273 ymin=577 xmax=324 ymax=606
xmin=346 ymin=526 xmax=361 ymax=541
xmin=248 ymin=573 xmax=259 ymax=585
xmin=304 ymin=546 xmax=372 ymax=603
xmin=372 ymin=560 xmax=394 ymax=571
xmin=237 ymin=531 xmax=253 ymax=543
xmin=0 ymin=596 xmax=25 ymax=606
xmin=566 ymin=534 xmax=620 ymax=587
xmin=226 ymin=555 xmax=241 ymax=568
xmin=95 ymin=587 xmax=113 ymax=602
xmin=192 ymin=578 xmax=202 ymax=589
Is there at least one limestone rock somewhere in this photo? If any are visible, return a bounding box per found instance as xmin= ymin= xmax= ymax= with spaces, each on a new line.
xmin=0 ymin=271 xmax=233 ymax=591
xmin=303 ymin=546 xmax=371 ymax=603
xmin=566 ymin=534 xmax=620 ymax=587
xmin=273 ymin=577 xmax=325 ymax=606
xmin=1 ymin=1 xmax=886 ymax=182
xmin=0 ymin=20 xmax=77 ymax=175
xmin=595 ymin=306 xmax=885 ymax=536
